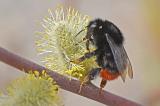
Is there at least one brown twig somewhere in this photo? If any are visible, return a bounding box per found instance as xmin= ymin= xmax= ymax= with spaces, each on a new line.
xmin=0 ymin=47 xmax=141 ymax=106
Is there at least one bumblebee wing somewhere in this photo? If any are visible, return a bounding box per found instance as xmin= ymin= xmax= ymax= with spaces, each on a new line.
xmin=122 ymin=46 xmax=133 ymax=79
xmin=106 ymin=35 xmax=133 ymax=82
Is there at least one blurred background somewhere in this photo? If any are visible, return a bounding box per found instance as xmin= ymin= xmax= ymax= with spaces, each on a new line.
xmin=0 ymin=0 xmax=160 ymax=105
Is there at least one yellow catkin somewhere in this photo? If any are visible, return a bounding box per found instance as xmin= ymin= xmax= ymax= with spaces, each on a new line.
xmin=35 ymin=5 xmax=97 ymax=80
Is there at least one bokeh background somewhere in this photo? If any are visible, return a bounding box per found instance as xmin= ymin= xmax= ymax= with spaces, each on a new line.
xmin=0 ymin=0 xmax=160 ymax=106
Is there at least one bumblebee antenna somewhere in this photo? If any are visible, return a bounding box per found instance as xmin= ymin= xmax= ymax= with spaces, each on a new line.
xmin=75 ymin=29 xmax=85 ymax=37
xmin=75 ymin=26 xmax=88 ymax=37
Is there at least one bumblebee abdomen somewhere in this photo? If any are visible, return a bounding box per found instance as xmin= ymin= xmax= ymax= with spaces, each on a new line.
xmin=100 ymin=68 xmax=119 ymax=80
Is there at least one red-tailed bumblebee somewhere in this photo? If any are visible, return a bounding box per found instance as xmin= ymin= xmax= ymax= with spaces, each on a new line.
xmin=75 ymin=19 xmax=133 ymax=92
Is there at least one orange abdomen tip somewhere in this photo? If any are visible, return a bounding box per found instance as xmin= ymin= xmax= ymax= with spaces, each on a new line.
xmin=100 ymin=69 xmax=119 ymax=80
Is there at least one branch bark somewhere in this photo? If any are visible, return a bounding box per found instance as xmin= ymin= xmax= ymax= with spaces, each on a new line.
xmin=0 ymin=47 xmax=141 ymax=106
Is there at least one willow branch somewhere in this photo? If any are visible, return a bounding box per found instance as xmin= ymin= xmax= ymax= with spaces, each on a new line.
xmin=0 ymin=47 xmax=141 ymax=106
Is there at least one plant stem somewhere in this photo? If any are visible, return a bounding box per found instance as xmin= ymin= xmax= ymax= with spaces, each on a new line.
xmin=0 ymin=47 xmax=141 ymax=106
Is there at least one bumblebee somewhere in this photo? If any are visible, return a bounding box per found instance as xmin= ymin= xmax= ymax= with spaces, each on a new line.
xmin=75 ymin=19 xmax=133 ymax=92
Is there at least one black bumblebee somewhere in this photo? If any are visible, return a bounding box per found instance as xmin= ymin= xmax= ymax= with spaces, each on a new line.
xmin=75 ymin=19 xmax=133 ymax=92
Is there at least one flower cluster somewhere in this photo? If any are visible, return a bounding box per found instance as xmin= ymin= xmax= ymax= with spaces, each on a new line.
xmin=0 ymin=71 xmax=61 ymax=106
xmin=35 ymin=5 xmax=97 ymax=80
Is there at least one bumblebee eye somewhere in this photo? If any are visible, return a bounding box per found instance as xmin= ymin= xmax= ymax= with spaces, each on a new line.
xmin=99 ymin=26 xmax=102 ymax=29
xmin=105 ymin=33 xmax=108 ymax=36
xmin=91 ymin=34 xmax=94 ymax=39
xmin=90 ymin=22 xmax=97 ymax=28
xmin=90 ymin=24 xmax=96 ymax=28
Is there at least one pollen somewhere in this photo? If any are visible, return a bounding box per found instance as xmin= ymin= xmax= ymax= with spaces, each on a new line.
xmin=100 ymin=69 xmax=119 ymax=80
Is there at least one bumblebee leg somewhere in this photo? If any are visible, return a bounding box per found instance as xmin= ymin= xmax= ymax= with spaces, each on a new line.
xmin=70 ymin=51 xmax=96 ymax=64
xmin=88 ymin=68 xmax=101 ymax=80
xmin=78 ymin=50 xmax=96 ymax=62
xmin=78 ymin=76 xmax=89 ymax=93
xmin=79 ymin=68 xmax=101 ymax=93
xmin=71 ymin=51 xmax=96 ymax=64
xmin=86 ymin=40 xmax=90 ymax=52
xmin=99 ymin=79 xmax=107 ymax=94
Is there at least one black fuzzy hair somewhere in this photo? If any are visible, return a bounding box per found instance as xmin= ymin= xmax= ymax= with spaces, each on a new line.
xmin=104 ymin=20 xmax=124 ymax=45
xmin=88 ymin=19 xmax=124 ymax=46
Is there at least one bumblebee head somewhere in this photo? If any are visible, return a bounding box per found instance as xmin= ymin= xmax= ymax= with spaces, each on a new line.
xmin=86 ymin=19 xmax=107 ymax=45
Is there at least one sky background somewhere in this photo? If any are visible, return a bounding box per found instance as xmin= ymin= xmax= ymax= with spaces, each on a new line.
xmin=0 ymin=0 xmax=160 ymax=105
